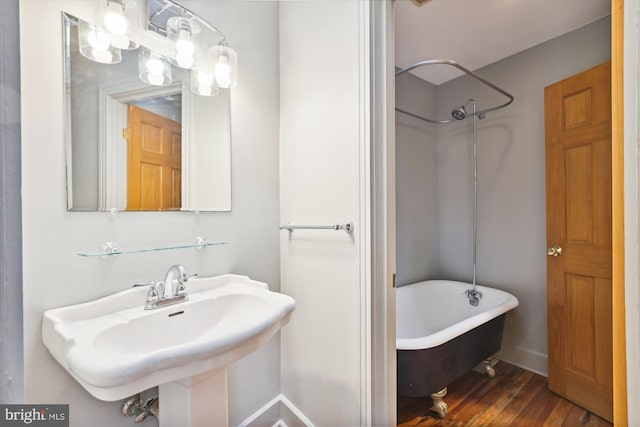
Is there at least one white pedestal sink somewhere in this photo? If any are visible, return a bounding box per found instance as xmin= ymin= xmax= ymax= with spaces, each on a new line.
xmin=42 ymin=274 xmax=295 ymax=427
xmin=159 ymin=369 xmax=230 ymax=427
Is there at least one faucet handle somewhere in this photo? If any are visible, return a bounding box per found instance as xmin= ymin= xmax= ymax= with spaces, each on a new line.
xmin=133 ymin=281 xmax=155 ymax=287
xmin=144 ymin=282 xmax=163 ymax=309
xmin=174 ymin=280 xmax=187 ymax=297
xmin=174 ymin=274 xmax=191 ymax=297
xmin=171 ymin=267 xmax=191 ymax=297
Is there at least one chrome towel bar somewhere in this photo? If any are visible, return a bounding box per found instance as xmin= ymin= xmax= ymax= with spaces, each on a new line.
xmin=279 ymin=221 xmax=354 ymax=234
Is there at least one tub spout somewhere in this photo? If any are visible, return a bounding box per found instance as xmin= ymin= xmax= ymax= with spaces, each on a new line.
xmin=465 ymin=289 xmax=482 ymax=306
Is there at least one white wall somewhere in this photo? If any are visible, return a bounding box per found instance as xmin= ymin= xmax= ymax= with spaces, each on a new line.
xmin=20 ymin=1 xmax=281 ymax=426
xmin=395 ymin=72 xmax=439 ymax=286
xmin=279 ymin=1 xmax=371 ymax=424
xmin=435 ymin=17 xmax=611 ymax=375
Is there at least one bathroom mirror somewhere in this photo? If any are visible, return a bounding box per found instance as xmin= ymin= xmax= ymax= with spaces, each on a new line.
xmin=63 ymin=13 xmax=231 ymax=212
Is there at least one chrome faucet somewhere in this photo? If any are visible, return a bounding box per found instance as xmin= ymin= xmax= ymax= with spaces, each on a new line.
xmin=163 ymin=264 xmax=188 ymax=299
xmin=465 ymin=288 xmax=482 ymax=307
xmin=143 ymin=264 xmax=190 ymax=310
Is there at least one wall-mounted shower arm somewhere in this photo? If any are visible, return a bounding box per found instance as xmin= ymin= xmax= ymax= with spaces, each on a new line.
xmin=395 ymin=59 xmax=514 ymax=124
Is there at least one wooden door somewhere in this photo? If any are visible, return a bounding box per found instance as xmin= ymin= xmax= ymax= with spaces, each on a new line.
xmin=545 ymin=61 xmax=612 ymax=422
xmin=127 ymin=105 xmax=182 ymax=211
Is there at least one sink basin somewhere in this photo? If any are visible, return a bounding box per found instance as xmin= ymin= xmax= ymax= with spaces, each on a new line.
xmin=42 ymin=274 xmax=295 ymax=401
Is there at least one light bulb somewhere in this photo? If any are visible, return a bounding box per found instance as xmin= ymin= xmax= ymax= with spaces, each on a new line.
xmin=104 ymin=2 xmax=128 ymax=36
xmin=147 ymin=73 xmax=164 ymax=86
xmin=139 ymin=48 xmax=170 ymax=86
xmin=92 ymin=49 xmax=114 ymax=63
xmin=166 ymin=16 xmax=198 ymax=69
xmin=87 ymin=29 xmax=110 ymax=50
xmin=146 ymin=57 xmax=164 ymax=75
xmin=215 ymin=55 xmax=231 ymax=88
xmin=79 ymin=19 xmax=121 ymax=64
xmin=175 ymin=54 xmax=194 ymax=69
xmin=197 ymin=70 xmax=214 ymax=87
xmin=196 ymin=83 xmax=219 ymax=97
xmin=175 ymin=30 xmax=195 ymax=56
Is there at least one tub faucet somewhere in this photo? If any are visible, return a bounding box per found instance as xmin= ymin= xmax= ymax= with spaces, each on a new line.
xmin=143 ymin=264 xmax=190 ymax=310
xmin=465 ymin=288 xmax=482 ymax=306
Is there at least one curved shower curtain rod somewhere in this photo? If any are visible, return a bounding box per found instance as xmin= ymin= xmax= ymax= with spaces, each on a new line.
xmin=395 ymin=59 xmax=515 ymax=124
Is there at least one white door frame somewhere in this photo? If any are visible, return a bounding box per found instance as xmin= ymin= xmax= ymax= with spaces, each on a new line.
xmin=623 ymin=0 xmax=640 ymax=423
xmin=97 ymin=79 xmax=191 ymax=211
xmin=370 ymin=1 xmax=396 ymax=425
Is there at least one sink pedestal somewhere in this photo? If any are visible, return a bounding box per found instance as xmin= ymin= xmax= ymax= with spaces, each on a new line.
xmin=158 ymin=369 xmax=229 ymax=427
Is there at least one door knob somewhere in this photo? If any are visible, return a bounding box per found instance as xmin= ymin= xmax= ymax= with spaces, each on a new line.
xmin=547 ymin=245 xmax=563 ymax=257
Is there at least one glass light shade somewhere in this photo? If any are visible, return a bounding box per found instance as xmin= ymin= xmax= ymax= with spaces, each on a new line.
xmin=210 ymin=45 xmax=238 ymax=89
xmin=107 ymin=0 xmax=140 ymax=50
xmin=190 ymin=48 xmax=219 ymax=96
xmin=78 ymin=20 xmax=122 ymax=64
xmin=166 ymin=16 xmax=200 ymax=69
xmin=190 ymin=68 xmax=220 ymax=97
xmin=101 ymin=0 xmax=128 ymax=36
xmin=138 ymin=48 xmax=172 ymax=86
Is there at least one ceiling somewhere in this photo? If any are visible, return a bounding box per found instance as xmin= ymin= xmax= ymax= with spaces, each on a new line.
xmin=394 ymin=0 xmax=611 ymax=85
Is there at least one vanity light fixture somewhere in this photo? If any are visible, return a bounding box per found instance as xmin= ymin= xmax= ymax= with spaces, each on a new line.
xmin=191 ymin=67 xmax=220 ymax=97
xmin=78 ymin=0 xmax=238 ymax=95
xmin=211 ymin=44 xmax=238 ymax=89
xmin=146 ymin=0 xmax=239 ymax=95
xmin=78 ymin=19 xmax=122 ymax=64
xmin=102 ymin=0 xmax=128 ymax=35
xmin=138 ymin=47 xmax=172 ymax=86
xmin=98 ymin=0 xmax=140 ymax=50
xmin=166 ymin=16 xmax=199 ymax=69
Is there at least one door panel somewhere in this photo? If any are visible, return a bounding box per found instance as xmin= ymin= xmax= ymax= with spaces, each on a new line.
xmin=565 ymin=274 xmax=595 ymax=376
xmin=545 ymin=61 xmax=612 ymax=422
xmin=564 ymin=145 xmax=593 ymax=244
xmin=127 ymin=104 xmax=182 ymax=211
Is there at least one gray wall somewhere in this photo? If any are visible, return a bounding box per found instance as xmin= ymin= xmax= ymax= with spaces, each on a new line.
xmin=69 ymin=48 xmax=139 ymax=209
xmin=0 ymin=0 xmax=24 ymax=404
xmin=396 ymin=17 xmax=611 ymax=374
xmin=395 ymin=72 xmax=439 ymax=286
xmin=21 ymin=1 xmax=281 ymax=426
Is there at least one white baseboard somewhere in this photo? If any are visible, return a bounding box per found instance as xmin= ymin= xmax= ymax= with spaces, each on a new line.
xmin=238 ymin=395 xmax=281 ymax=427
xmin=496 ymin=343 xmax=548 ymax=377
xmin=239 ymin=394 xmax=314 ymax=427
xmin=240 ymin=346 xmax=546 ymax=426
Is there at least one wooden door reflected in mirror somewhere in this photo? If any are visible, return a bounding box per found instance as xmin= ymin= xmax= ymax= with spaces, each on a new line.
xmin=127 ymin=105 xmax=182 ymax=211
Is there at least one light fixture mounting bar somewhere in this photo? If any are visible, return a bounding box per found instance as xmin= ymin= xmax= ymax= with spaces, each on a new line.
xmin=147 ymin=0 xmax=226 ymax=43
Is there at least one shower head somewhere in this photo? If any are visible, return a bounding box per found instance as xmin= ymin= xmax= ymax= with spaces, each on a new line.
xmin=451 ymin=106 xmax=467 ymax=120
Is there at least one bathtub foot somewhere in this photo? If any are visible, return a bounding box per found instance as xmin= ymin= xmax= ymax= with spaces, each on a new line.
xmin=430 ymin=387 xmax=448 ymax=418
xmin=483 ymin=357 xmax=496 ymax=378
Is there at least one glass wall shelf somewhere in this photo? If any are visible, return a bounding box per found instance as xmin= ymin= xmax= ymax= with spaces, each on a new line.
xmin=77 ymin=237 xmax=228 ymax=257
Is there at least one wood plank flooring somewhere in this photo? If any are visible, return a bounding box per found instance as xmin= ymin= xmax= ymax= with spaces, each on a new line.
xmin=397 ymin=361 xmax=613 ymax=426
